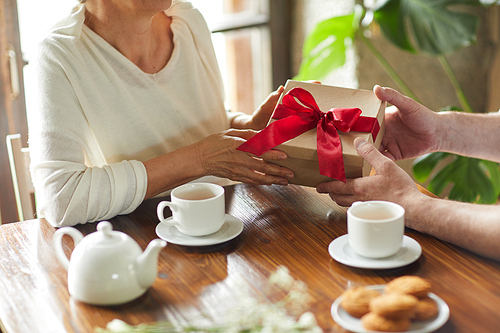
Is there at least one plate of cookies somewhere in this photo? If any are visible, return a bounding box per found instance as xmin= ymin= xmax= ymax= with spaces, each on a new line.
xmin=331 ymin=276 xmax=449 ymax=333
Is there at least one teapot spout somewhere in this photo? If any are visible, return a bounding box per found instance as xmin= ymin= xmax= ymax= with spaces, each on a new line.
xmin=135 ymin=239 xmax=167 ymax=289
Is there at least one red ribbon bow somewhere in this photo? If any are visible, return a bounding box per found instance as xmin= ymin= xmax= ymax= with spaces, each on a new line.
xmin=237 ymin=87 xmax=380 ymax=182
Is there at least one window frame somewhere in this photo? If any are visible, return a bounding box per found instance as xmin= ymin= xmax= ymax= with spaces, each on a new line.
xmin=206 ymin=0 xmax=292 ymax=92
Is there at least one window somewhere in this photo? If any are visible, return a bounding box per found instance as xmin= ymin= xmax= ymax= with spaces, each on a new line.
xmin=17 ymin=0 xmax=75 ymax=118
xmin=191 ymin=0 xmax=290 ymax=114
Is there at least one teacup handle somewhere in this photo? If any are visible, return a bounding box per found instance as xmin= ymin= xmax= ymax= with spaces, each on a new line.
xmin=157 ymin=201 xmax=179 ymax=226
xmin=52 ymin=227 xmax=84 ymax=271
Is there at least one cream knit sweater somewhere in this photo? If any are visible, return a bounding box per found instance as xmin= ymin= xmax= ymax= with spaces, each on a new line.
xmin=28 ymin=2 xmax=234 ymax=227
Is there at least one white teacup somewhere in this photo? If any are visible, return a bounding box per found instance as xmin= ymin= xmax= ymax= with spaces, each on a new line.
xmin=157 ymin=183 xmax=225 ymax=236
xmin=347 ymin=201 xmax=405 ymax=258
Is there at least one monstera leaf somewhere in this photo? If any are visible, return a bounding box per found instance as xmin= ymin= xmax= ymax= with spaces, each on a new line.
xmin=294 ymin=12 xmax=360 ymax=81
xmin=413 ymin=152 xmax=450 ymax=182
xmin=373 ymin=0 xmax=481 ymax=55
xmin=371 ymin=0 xmax=416 ymax=52
xmin=413 ymin=153 xmax=500 ymax=204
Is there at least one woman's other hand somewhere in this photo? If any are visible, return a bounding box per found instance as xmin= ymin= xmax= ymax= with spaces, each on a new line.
xmin=231 ymin=86 xmax=284 ymax=130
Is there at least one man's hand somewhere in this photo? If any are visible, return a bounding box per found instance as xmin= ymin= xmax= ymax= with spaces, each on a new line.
xmin=316 ymin=137 xmax=422 ymax=207
xmin=375 ymin=85 xmax=440 ymax=161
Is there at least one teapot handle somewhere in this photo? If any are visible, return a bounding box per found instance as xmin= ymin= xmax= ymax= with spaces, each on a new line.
xmin=52 ymin=227 xmax=84 ymax=271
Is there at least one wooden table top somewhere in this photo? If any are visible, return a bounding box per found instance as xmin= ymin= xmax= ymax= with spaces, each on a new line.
xmin=0 ymin=183 xmax=499 ymax=333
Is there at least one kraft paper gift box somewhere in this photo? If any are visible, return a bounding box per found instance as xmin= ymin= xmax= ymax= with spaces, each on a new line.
xmin=238 ymin=80 xmax=386 ymax=187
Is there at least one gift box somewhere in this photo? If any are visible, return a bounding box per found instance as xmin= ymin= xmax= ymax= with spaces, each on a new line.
xmin=238 ymin=80 xmax=386 ymax=187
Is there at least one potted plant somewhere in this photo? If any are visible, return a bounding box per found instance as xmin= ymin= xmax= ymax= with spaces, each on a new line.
xmin=295 ymin=0 xmax=500 ymax=203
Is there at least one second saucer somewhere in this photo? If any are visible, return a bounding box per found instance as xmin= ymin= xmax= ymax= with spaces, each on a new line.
xmin=329 ymin=234 xmax=422 ymax=269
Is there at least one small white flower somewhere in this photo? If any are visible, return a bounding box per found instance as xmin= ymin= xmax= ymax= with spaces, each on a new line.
xmin=262 ymin=307 xmax=295 ymax=329
xmin=268 ymin=265 xmax=294 ymax=291
xmin=296 ymin=312 xmax=322 ymax=333
xmin=292 ymin=280 xmax=308 ymax=292
xmin=105 ymin=319 xmax=132 ymax=332
xmin=260 ymin=326 xmax=274 ymax=333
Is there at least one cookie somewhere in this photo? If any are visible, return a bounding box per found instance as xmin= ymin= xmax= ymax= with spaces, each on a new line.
xmin=414 ymin=296 xmax=439 ymax=321
xmin=340 ymin=286 xmax=381 ymax=318
xmin=370 ymin=293 xmax=419 ymax=320
xmin=385 ymin=276 xmax=431 ymax=299
xmin=361 ymin=312 xmax=412 ymax=332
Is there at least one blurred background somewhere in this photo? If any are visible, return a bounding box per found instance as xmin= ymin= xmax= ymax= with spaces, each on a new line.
xmin=15 ymin=0 xmax=498 ymax=117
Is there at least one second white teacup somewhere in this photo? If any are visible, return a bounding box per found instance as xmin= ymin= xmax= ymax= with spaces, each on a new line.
xmin=347 ymin=201 xmax=405 ymax=258
xmin=157 ymin=183 xmax=225 ymax=236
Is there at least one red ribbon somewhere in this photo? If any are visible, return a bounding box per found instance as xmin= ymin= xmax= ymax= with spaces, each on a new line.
xmin=237 ymin=87 xmax=380 ymax=182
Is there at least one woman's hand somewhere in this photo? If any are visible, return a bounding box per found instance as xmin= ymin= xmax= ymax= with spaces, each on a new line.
xmin=232 ymin=81 xmax=321 ymax=130
xmin=195 ymin=128 xmax=294 ymax=185
xmin=231 ymin=86 xmax=284 ymax=130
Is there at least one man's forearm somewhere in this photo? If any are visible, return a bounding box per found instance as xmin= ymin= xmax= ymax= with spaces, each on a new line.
xmin=406 ymin=194 xmax=500 ymax=260
xmin=437 ymin=111 xmax=500 ymax=162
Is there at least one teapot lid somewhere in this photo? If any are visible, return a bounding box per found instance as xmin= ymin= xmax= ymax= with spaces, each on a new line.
xmin=90 ymin=221 xmax=128 ymax=247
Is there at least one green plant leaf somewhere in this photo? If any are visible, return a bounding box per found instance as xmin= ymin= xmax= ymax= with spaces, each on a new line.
xmin=294 ymin=13 xmax=357 ymax=81
xmin=412 ymin=152 xmax=449 ymax=182
xmin=481 ymin=160 xmax=500 ymax=198
xmin=438 ymin=105 xmax=463 ymax=112
xmin=372 ymin=0 xmax=416 ymax=52
xmin=427 ymin=156 xmax=497 ymax=203
xmin=373 ymin=0 xmax=481 ymax=55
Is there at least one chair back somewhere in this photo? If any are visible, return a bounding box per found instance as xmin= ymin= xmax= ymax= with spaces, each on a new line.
xmin=6 ymin=134 xmax=35 ymax=221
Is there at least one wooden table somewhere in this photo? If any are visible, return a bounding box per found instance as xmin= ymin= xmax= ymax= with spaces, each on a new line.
xmin=0 ymin=184 xmax=499 ymax=332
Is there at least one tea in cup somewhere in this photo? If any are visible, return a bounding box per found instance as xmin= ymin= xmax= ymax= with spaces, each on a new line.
xmin=347 ymin=201 xmax=405 ymax=258
xmin=157 ymin=183 xmax=225 ymax=236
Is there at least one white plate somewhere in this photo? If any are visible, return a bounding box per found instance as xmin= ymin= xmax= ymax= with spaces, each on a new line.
xmin=156 ymin=214 xmax=244 ymax=246
xmin=331 ymin=285 xmax=450 ymax=333
xmin=329 ymin=235 xmax=422 ymax=269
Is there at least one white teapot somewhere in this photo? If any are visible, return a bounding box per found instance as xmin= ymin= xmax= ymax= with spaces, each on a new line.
xmin=53 ymin=221 xmax=166 ymax=306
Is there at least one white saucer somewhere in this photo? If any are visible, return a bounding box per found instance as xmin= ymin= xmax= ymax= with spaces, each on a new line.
xmin=328 ymin=235 xmax=422 ymax=269
xmin=331 ymin=285 xmax=450 ymax=333
xmin=156 ymin=214 xmax=244 ymax=246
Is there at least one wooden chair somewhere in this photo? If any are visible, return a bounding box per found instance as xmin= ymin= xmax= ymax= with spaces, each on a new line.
xmin=6 ymin=134 xmax=35 ymax=221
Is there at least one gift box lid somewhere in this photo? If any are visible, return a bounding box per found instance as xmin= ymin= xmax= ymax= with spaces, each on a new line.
xmin=272 ymin=80 xmax=386 ymax=167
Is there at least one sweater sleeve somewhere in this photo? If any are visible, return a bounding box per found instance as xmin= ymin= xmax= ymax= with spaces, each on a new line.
xmin=28 ymin=40 xmax=147 ymax=227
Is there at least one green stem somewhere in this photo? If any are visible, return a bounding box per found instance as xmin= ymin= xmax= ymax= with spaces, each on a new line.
xmin=437 ymin=55 xmax=473 ymax=113
xmin=358 ymin=31 xmax=420 ymax=102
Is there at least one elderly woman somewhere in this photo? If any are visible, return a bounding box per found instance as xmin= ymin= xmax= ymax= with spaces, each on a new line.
xmin=29 ymin=0 xmax=293 ymax=227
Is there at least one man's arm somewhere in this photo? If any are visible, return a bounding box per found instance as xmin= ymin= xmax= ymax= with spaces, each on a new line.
xmin=437 ymin=111 xmax=500 ymax=163
xmin=407 ymin=194 xmax=500 ymax=260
